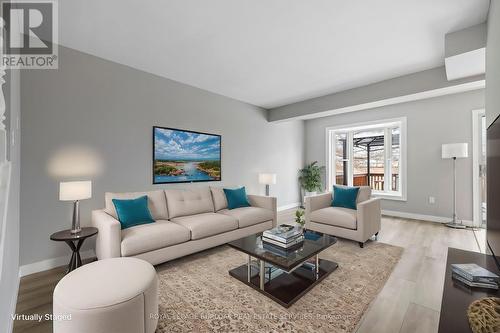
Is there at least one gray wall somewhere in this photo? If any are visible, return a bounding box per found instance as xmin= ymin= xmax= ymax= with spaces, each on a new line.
xmin=486 ymin=0 xmax=500 ymax=127
xmin=20 ymin=46 xmax=304 ymax=266
xmin=305 ymin=90 xmax=485 ymax=221
xmin=0 ymin=69 xmax=21 ymax=332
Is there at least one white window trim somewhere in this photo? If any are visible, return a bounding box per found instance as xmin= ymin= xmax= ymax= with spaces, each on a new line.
xmin=325 ymin=117 xmax=407 ymax=201
xmin=471 ymin=108 xmax=485 ymax=227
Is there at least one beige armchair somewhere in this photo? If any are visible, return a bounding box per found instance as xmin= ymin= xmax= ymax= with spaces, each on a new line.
xmin=305 ymin=186 xmax=381 ymax=248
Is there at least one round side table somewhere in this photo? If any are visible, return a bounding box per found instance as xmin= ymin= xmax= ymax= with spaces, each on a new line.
xmin=50 ymin=227 xmax=98 ymax=272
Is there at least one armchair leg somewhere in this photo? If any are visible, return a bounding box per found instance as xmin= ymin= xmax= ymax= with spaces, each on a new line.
xmin=358 ymin=242 xmax=364 ymax=248
xmin=374 ymin=232 xmax=379 ymax=240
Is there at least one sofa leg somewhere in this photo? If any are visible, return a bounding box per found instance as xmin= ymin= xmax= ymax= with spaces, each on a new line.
xmin=374 ymin=232 xmax=379 ymax=240
xmin=358 ymin=242 xmax=364 ymax=248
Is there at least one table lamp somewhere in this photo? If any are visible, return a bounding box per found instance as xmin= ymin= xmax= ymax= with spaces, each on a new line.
xmin=259 ymin=173 xmax=276 ymax=196
xmin=59 ymin=181 xmax=92 ymax=234
xmin=441 ymin=143 xmax=468 ymax=229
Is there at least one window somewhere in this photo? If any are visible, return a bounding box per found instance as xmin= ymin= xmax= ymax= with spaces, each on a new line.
xmin=327 ymin=118 xmax=406 ymax=200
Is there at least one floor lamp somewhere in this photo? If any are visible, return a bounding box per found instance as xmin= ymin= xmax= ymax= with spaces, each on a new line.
xmin=442 ymin=143 xmax=468 ymax=229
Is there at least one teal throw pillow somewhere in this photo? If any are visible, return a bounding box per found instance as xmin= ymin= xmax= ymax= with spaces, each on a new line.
xmin=332 ymin=185 xmax=360 ymax=210
xmin=224 ymin=187 xmax=251 ymax=209
xmin=112 ymin=195 xmax=155 ymax=229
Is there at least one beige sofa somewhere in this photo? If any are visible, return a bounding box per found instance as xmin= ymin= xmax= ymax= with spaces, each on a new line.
xmin=92 ymin=187 xmax=277 ymax=265
xmin=305 ymin=186 xmax=381 ymax=248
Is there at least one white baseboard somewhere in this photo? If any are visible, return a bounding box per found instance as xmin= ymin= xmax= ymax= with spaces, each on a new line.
xmin=19 ymin=249 xmax=95 ymax=277
xmin=382 ymin=210 xmax=474 ymax=226
xmin=278 ymin=202 xmax=301 ymax=212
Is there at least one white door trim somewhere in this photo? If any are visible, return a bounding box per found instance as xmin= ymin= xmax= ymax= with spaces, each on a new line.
xmin=472 ymin=108 xmax=485 ymax=227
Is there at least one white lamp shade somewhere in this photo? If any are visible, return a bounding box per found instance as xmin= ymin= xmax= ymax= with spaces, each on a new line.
xmin=59 ymin=181 xmax=92 ymax=201
xmin=442 ymin=143 xmax=468 ymax=159
xmin=258 ymin=173 xmax=277 ymax=185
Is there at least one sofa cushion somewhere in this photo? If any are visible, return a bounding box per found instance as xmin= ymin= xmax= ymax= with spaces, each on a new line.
xmin=219 ymin=207 xmax=273 ymax=228
xmin=332 ymin=185 xmax=360 ymax=210
xmin=224 ymin=187 xmax=251 ymax=209
xmin=112 ymin=195 xmax=155 ymax=230
xmin=121 ymin=220 xmax=190 ymax=256
xmin=310 ymin=207 xmax=357 ymax=230
xmin=331 ymin=185 xmax=371 ymax=205
xmin=165 ymin=188 xmax=214 ymax=218
xmin=210 ymin=186 xmax=228 ymax=211
xmin=171 ymin=213 xmax=238 ymax=240
xmin=105 ymin=190 xmax=168 ymax=220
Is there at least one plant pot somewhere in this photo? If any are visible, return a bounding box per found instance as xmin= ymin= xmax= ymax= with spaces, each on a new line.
xmin=304 ymin=191 xmax=317 ymax=197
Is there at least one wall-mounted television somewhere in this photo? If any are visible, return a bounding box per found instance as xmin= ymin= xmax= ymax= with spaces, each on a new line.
xmin=153 ymin=126 xmax=221 ymax=184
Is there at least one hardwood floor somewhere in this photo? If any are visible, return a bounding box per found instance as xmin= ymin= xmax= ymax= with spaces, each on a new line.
xmin=13 ymin=266 xmax=65 ymax=333
xmin=13 ymin=211 xmax=485 ymax=333
xmin=355 ymin=216 xmax=485 ymax=333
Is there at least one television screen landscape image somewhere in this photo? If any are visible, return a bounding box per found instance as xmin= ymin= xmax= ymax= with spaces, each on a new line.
xmin=153 ymin=127 xmax=221 ymax=184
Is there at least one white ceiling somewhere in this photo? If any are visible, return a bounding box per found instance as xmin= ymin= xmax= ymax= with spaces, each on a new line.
xmin=59 ymin=0 xmax=490 ymax=109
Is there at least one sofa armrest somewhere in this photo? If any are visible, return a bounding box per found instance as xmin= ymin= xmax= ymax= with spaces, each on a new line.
xmin=305 ymin=192 xmax=332 ymax=227
xmin=247 ymin=195 xmax=277 ymax=227
xmin=357 ymin=198 xmax=381 ymax=239
xmin=305 ymin=192 xmax=331 ymax=212
xmin=91 ymin=209 xmax=122 ymax=259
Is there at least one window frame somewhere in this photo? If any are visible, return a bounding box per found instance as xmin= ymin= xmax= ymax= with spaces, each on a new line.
xmin=325 ymin=117 xmax=407 ymax=201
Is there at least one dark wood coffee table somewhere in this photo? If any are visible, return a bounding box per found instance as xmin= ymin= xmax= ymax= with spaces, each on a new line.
xmin=227 ymin=229 xmax=338 ymax=308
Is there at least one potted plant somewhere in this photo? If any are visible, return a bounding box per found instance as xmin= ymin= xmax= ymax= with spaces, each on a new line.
xmin=299 ymin=161 xmax=325 ymax=196
xmin=295 ymin=209 xmax=305 ymax=228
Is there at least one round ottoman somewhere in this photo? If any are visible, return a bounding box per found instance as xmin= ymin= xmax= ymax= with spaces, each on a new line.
xmin=53 ymin=257 xmax=158 ymax=333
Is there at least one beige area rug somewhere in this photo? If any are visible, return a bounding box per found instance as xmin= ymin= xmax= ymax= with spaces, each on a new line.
xmin=155 ymin=239 xmax=403 ymax=333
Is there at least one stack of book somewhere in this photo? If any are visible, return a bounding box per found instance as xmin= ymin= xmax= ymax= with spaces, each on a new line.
xmin=451 ymin=263 xmax=500 ymax=290
xmin=262 ymin=224 xmax=304 ymax=250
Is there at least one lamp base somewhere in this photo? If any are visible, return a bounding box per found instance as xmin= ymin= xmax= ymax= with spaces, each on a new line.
xmin=70 ymin=200 xmax=81 ymax=234
xmin=445 ymin=222 xmax=466 ymax=229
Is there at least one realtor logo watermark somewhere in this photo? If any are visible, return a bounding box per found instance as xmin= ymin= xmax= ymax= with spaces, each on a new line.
xmin=1 ymin=0 xmax=58 ymax=69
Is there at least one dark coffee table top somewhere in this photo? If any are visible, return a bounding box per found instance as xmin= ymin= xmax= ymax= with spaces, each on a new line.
xmin=227 ymin=230 xmax=337 ymax=271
